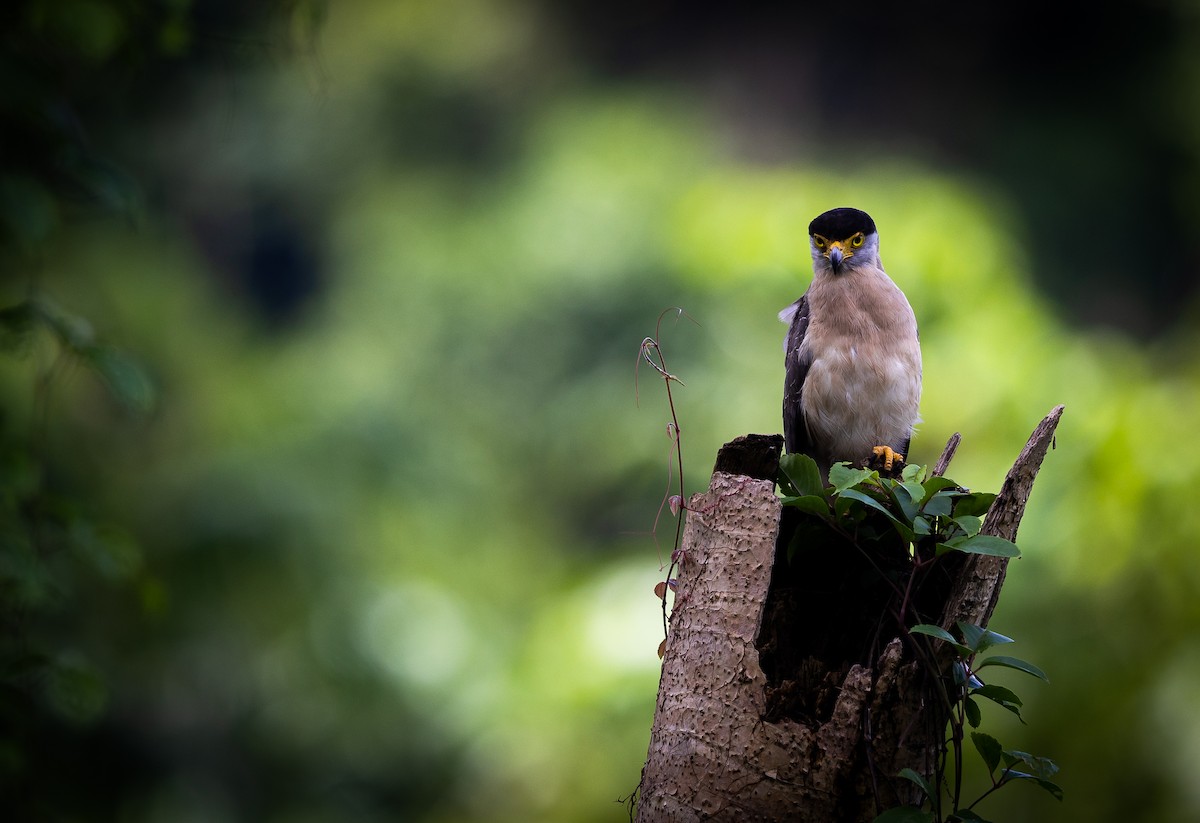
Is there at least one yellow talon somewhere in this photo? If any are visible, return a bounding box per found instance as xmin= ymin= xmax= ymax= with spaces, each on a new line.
xmin=871 ymin=445 xmax=904 ymax=472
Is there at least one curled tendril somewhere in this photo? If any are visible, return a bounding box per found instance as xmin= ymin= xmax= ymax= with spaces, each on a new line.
xmin=640 ymin=337 xmax=685 ymax=386
xmin=636 ymin=307 xmax=700 ymax=644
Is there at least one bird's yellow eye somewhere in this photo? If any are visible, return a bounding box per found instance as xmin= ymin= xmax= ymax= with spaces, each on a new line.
xmin=813 ymin=235 xmax=828 ymax=250
xmin=850 ymin=233 xmax=865 ymax=248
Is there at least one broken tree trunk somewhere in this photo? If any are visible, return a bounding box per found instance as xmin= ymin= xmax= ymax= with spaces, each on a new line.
xmin=636 ymin=406 xmax=1064 ymax=822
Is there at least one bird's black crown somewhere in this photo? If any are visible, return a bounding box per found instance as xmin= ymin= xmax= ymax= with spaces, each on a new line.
xmin=808 ymin=207 xmax=877 ymax=239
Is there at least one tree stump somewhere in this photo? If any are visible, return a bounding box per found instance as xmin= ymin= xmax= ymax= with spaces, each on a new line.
xmin=636 ymin=406 xmax=1064 ymax=822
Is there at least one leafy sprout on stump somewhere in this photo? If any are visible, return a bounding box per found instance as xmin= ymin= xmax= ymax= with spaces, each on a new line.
xmin=776 ymin=454 xmax=1061 ymax=821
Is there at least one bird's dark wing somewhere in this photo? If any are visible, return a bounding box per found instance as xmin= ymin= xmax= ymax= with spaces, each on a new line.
xmin=781 ymin=296 xmax=812 ymax=456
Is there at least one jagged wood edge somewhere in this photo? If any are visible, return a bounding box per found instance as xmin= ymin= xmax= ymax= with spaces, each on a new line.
xmin=932 ymin=432 xmax=961 ymax=478
xmin=939 ymin=404 xmax=1065 ymax=630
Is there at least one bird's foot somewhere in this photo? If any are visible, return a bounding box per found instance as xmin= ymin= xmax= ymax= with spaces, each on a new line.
xmin=870 ymin=445 xmax=905 ymax=474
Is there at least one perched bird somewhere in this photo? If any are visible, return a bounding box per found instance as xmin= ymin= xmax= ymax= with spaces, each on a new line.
xmin=781 ymin=207 xmax=921 ymax=476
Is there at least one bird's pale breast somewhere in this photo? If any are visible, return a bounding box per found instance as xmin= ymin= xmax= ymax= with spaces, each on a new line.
xmin=797 ymin=267 xmax=921 ymax=463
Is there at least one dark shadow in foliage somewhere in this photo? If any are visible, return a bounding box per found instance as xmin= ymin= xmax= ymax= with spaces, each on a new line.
xmin=756 ymin=458 xmax=997 ymax=725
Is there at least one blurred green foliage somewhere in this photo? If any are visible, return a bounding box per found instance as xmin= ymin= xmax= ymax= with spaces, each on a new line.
xmin=3 ymin=1 xmax=1200 ymax=822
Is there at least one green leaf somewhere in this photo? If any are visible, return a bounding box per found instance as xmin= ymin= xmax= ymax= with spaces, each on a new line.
xmin=973 ymin=684 xmax=1025 ymax=722
xmin=781 ymin=494 xmax=833 ymax=518
xmin=953 ymin=492 xmax=996 ymax=518
xmin=922 ymin=490 xmax=956 ymax=517
xmin=951 ymin=660 xmax=971 ymax=687
xmin=952 ymin=514 xmax=983 ymax=537
xmin=999 ymin=769 xmax=1064 ymax=801
xmin=963 ymin=534 xmax=1020 ymax=558
xmin=909 ymin=623 xmax=956 ymax=643
xmin=777 ymin=469 xmax=799 ymax=497
xmin=83 ymin=345 xmax=157 ymax=415
xmin=964 ymin=696 xmax=981 ymax=728
xmin=780 ymin=453 xmax=824 ymax=497
xmin=907 ymin=628 xmax=955 ymax=647
xmin=839 ymin=489 xmax=908 ymax=533
xmin=1001 ymin=750 xmax=1060 ymax=779
xmin=976 ymin=655 xmax=1049 ymax=683
xmin=912 ymin=515 xmax=932 ymax=536
xmin=974 ymin=684 xmax=1022 ymax=706
xmin=957 ymin=622 xmax=1013 ymax=654
xmin=901 ymin=463 xmax=925 ymax=482
xmin=1032 ymin=778 xmax=1064 ymax=801
xmin=873 ymin=807 xmax=933 ymax=823
xmin=937 ymin=534 xmax=1020 ymax=559
xmin=909 ymin=623 xmax=971 ymax=656
xmin=920 ymin=475 xmax=960 ymax=502
xmin=829 ymin=462 xmax=877 ymax=493
xmin=971 ymin=731 xmax=1003 ymax=775
xmin=899 ymin=480 xmax=926 ymax=506
xmin=897 ymin=767 xmax=934 ymax=800
xmin=952 ymin=810 xmax=994 ymax=823
xmin=890 ymin=480 xmax=925 ymax=523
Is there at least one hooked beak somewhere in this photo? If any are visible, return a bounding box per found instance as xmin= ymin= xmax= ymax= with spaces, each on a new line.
xmin=826 ymin=243 xmax=845 ymax=274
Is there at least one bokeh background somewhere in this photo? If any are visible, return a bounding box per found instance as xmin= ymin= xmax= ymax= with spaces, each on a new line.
xmin=3 ymin=1 xmax=1200 ymax=821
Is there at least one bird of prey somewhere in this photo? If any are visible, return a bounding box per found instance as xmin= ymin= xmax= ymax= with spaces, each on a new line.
xmin=781 ymin=207 xmax=921 ymax=477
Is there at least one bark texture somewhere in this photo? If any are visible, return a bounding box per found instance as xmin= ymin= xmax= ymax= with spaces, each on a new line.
xmin=636 ymin=407 xmax=1064 ymax=822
